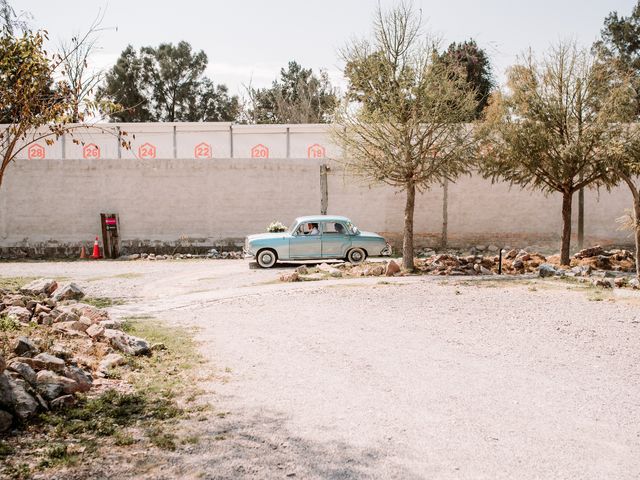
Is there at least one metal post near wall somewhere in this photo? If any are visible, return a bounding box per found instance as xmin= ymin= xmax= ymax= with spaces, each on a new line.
xmin=172 ymin=125 xmax=177 ymax=159
xmin=320 ymin=164 xmax=329 ymax=215
xmin=117 ymin=127 xmax=122 ymax=159
xmin=229 ymin=125 xmax=234 ymax=158
xmin=286 ymin=127 xmax=290 ymax=158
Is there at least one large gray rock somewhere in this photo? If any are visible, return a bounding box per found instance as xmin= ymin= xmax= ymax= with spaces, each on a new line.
xmin=50 ymin=395 xmax=76 ymax=410
xmin=32 ymin=353 xmax=65 ymax=373
xmin=98 ymin=353 xmax=125 ymax=376
xmin=20 ymin=278 xmax=58 ymax=296
xmin=104 ymin=329 xmax=150 ymax=356
xmin=13 ymin=336 xmax=38 ymax=356
xmin=0 ymin=355 xmax=5 ymax=374
xmin=0 ymin=410 xmax=12 ymax=432
xmin=52 ymin=282 xmax=85 ymax=302
xmin=0 ymin=373 xmax=15 ymax=410
xmin=538 ymin=264 xmax=557 ymax=278
xmin=7 ymin=361 xmax=37 ymax=386
xmin=36 ymin=370 xmax=78 ymax=399
xmin=8 ymin=377 xmax=38 ymax=420
xmin=63 ymin=366 xmax=92 ymax=393
xmin=4 ymin=306 xmax=31 ymax=323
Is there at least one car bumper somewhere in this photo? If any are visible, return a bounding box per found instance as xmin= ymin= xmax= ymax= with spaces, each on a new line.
xmin=381 ymin=243 xmax=392 ymax=256
xmin=242 ymin=248 xmax=254 ymax=259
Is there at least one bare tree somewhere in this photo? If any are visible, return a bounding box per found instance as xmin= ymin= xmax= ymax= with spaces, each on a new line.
xmin=333 ymin=3 xmax=479 ymax=270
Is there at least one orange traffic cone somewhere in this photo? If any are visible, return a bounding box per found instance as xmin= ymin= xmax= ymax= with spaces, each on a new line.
xmin=91 ymin=236 xmax=101 ymax=259
xmin=80 ymin=245 xmax=87 ymax=259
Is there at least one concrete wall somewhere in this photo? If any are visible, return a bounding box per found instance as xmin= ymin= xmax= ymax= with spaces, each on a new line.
xmin=0 ymin=122 xmax=631 ymax=256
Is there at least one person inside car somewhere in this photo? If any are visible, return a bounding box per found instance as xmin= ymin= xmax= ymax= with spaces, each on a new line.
xmin=308 ymin=223 xmax=319 ymax=235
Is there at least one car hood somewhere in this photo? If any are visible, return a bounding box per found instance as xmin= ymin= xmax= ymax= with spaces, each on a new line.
xmin=246 ymin=232 xmax=290 ymax=242
xmin=357 ymin=231 xmax=384 ymax=240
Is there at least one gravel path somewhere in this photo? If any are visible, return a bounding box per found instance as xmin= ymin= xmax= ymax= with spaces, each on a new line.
xmin=2 ymin=260 xmax=639 ymax=479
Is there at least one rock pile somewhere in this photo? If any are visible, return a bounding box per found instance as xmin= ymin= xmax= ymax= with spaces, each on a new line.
xmin=0 ymin=279 xmax=153 ymax=433
xmin=120 ymin=249 xmax=243 ymax=261
xmin=278 ymin=246 xmax=636 ymax=284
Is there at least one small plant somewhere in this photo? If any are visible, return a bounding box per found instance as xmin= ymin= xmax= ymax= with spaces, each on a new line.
xmin=267 ymin=221 xmax=287 ymax=233
xmin=0 ymin=315 xmax=21 ymax=332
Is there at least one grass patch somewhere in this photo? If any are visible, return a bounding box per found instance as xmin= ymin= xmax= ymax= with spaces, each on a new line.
xmin=82 ymin=297 xmax=126 ymax=309
xmin=0 ymin=276 xmax=37 ymax=290
xmin=2 ymin=314 xmax=208 ymax=479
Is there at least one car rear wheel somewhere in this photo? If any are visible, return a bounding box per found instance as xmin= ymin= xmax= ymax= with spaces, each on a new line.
xmin=256 ymin=249 xmax=277 ymax=268
xmin=347 ymin=247 xmax=366 ymax=265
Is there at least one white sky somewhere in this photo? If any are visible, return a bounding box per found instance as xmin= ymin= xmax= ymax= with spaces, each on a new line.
xmin=16 ymin=0 xmax=637 ymax=97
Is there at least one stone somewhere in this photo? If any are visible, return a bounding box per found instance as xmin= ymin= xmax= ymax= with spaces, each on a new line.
xmin=7 ymin=362 xmax=37 ymax=386
xmin=73 ymin=304 xmax=109 ymax=322
xmin=7 ymin=377 xmax=38 ymax=420
xmin=385 ymin=260 xmax=401 ymax=276
xmin=629 ymin=278 xmax=640 ymax=289
xmin=79 ymin=315 xmax=94 ymax=327
xmin=32 ymin=353 xmax=65 ymax=373
xmin=20 ymin=278 xmax=58 ymax=296
xmin=34 ymin=303 xmax=51 ymax=315
xmin=49 ymin=345 xmax=72 ymax=360
xmin=13 ymin=336 xmax=38 ymax=356
xmin=295 ymin=266 xmax=309 ymax=275
xmin=480 ymin=266 xmax=494 ymax=275
xmin=150 ymin=342 xmax=166 ymax=352
xmin=104 ymin=329 xmax=150 ymax=356
xmin=574 ymin=245 xmax=605 ymax=259
xmin=0 ymin=356 xmax=4 ymax=374
xmin=4 ymin=306 xmax=31 ymax=323
xmin=614 ymin=277 xmax=628 ymax=288
xmin=2 ymin=295 xmax=26 ymax=307
xmin=538 ymin=264 xmax=557 ymax=278
xmin=54 ymin=311 xmax=80 ymax=324
xmin=50 ymin=395 xmax=76 ymax=410
xmin=36 ymin=370 xmax=79 ymax=398
xmin=86 ymin=323 xmax=105 ymax=339
xmin=487 ymin=245 xmax=499 ymax=253
xmin=592 ymin=278 xmax=613 ymax=288
xmin=52 ymin=282 xmax=85 ymax=302
xmin=0 ymin=373 xmax=15 ymax=411
xmin=99 ymin=319 xmax=123 ymax=330
xmin=63 ymin=366 xmax=92 ymax=393
xmin=0 ymin=410 xmax=12 ymax=432
xmin=98 ymin=353 xmax=125 ymax=375
xmin=279 ymin=272 xmax=300 ymax=283
xmin=53 ymin=321 xmax=88 ymax=337
xmin=364 ymin=265 xmax=385 ymax=276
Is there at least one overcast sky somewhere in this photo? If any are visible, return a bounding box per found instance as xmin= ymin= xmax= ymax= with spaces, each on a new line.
xmin=17 ymin=0 xmax=637 ymax=96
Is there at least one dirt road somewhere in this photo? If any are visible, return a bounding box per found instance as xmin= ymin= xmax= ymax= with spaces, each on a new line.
xmin=2 ymin=260 xmax=639 ymax=479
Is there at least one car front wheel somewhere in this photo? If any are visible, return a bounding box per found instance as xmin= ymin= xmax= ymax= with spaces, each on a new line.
xmin=347 ymin=247 xmax=366 ymax=265
xmin=256 ymin=249 xmax=277 ymax=268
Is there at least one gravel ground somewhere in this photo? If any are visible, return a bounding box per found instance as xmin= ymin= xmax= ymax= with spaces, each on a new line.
xmin=1 ymin=260 xmax=639 ymax=479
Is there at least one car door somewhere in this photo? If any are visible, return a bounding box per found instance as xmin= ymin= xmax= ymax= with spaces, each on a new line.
xmin=321 ymin=222 xmax=351 ymax=258
xmin=289 ymin=223 xmax=322 ymax=259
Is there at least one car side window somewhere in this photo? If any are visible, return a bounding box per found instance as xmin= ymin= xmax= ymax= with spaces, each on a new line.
xmin=322 ymin=222 xmax=346 ymax=235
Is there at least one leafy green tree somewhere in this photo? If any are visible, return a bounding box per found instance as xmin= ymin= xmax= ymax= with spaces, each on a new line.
xmin=0 ymin=28 xmax=124 ymax=190
xmin=246 ymin=61 xmax=337 ymax=124
xmin=479 ymin=42 xmax=632 ymax=265
xmin=594 ymin=1 xmax=640 ymax=276
xmin=438 ymin=40 xmax=494 ymax=118
xmin=334 ymin=3 xmax=480 ymax=271
xmin=99 ymin=41 xmax=239 ymax=122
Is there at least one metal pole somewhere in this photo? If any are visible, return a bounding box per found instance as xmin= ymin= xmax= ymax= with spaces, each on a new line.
xmin=498 ymin=248 xmax=503 ymax=275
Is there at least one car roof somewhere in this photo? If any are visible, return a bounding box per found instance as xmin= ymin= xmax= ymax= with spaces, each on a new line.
xmin=294 ymin=215 xmax=352 ymax=224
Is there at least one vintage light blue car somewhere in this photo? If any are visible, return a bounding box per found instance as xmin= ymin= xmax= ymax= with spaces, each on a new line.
xmin=244 ymin=215 xmax=392 ymax=268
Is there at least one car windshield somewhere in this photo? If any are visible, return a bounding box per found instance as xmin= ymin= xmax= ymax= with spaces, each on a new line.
xmin=346 ymin=222 xmax=359 ymax=235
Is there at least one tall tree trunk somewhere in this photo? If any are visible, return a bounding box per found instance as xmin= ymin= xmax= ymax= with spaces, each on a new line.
xmin=441 ymin=179 xmax=448 ymax=249
xmin=622 ymin=175 xmax=640 ymax=279
xmin=634 ymin=199 xmax=640 ymax=280
xmin=560 ymin=191 xmax=573 ymax=266
xmin=402 ymin=181 xmax=416 ymax=271
xmin=577 ymin=186 xmax=584 ymax=249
